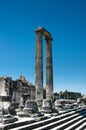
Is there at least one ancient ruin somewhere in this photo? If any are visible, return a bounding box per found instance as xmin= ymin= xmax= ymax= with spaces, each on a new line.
xmin=0 ymin=77 xmax=17 ymax=124
xmin=0 ymin=27 xmax=86 ymax=129
xmin=35 ymin=27 xmax=53 ymax=108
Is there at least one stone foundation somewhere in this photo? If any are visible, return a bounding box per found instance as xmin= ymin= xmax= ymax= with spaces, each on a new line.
xmin=17 ymin=100 xmax=38 ymax=117
xmin=41 ymin=99 xmax=53 ymax=113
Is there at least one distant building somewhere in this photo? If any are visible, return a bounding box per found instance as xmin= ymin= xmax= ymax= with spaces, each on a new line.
xmin=59 ymin=90 xmax=82 ymax=100
xmin=53 ymin=90 xmax=82 ymax=101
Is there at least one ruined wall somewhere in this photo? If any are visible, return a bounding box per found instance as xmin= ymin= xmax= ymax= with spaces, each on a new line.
xmin=0 ymin=77 xmax=12 ymax=96
xmin=0 ymin=76 xmax=36 ymax=105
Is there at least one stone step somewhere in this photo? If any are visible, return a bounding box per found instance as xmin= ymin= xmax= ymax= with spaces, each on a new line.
xmin=10 ymin=108 xmax=86 ymax=130
xmin=0 ymin=120 xmax=35 ymax=130
xmin=4 ymin=109 xmax=77 ymax=130
xmin=1 ymin=116 xmax=48 ymax=130
xmin=75 ymin=122 xmax=86 ymax=130
xmin=1 ymin=107 xmax=86 ymax=130
xmin=33 ymin=110 xmax=86 ymax=130
xmin=50 ymin=113 xmax=86 ymax=130
xmin=64 ymin=116 xmax=86 ymax=130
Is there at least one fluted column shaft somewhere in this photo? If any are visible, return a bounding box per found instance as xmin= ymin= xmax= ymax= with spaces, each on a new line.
xmin=46 ymin=38 xmax=53 ymax=100
xmin=35 ymin=30 xmax=43 ymax=102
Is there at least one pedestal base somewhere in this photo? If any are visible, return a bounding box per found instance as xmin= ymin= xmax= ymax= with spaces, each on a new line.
xmin=41 ymin=99 xmax=53 ymax=113
xmin=23 ymin=100 xmax=38 ymax=117
xmin=55 ymin=100 xmax=63 ymax=111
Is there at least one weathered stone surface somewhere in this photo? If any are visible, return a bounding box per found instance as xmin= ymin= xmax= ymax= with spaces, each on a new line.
xmin=0 ymin=77 xmax=18 ymax=124
xmin=35 ymin=27 xmax=53 ymax=107
xmin=23 ymin=100 xmax=38 ymax=117
xmin=41 ymin=99 xmax=53 ymax=113
xmin=0 ymin=77 xmax=12 ymax=97
xmin=46 ymin=37 xmax=53 ymax=100
xmin=35 ymin=29 xmax=43 ymax=106
xmin=54 ymin=100 xmax=63 ymax=111
xmin=16 ymin=96 xmax=25 ymax=117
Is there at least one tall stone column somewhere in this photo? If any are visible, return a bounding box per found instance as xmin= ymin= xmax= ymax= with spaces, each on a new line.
xmin=46 ymin=37 xmax=53 ymax=100
xmin=35 ymin=29 xmax=43 ymax=108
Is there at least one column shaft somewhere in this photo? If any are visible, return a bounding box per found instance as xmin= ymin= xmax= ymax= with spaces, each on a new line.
xmin=35 ymin=31 xmax=43 ymax=102
xmin=46 ymin=38 xmax=53 ymax=100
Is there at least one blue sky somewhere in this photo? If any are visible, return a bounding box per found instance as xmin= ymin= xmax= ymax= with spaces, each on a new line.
xmin=0 ymin=0 xmax=86 ymax=94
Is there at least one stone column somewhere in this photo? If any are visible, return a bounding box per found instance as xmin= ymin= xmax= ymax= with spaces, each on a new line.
xmin=46 ymin=37 xmax=53 ymax=100
xmin=35 ymin=29 xmax=43 ymax=108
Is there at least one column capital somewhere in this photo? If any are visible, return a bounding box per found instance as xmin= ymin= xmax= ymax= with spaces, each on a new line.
xmin=35 ymin=26 xmax=43 ymax=34
xmin=35 ymin=26 xmax=53 ymax=40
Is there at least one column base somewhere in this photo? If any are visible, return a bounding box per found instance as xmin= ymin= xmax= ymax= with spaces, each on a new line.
xmin=41 ymin=99 xmax=53 ymax=113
